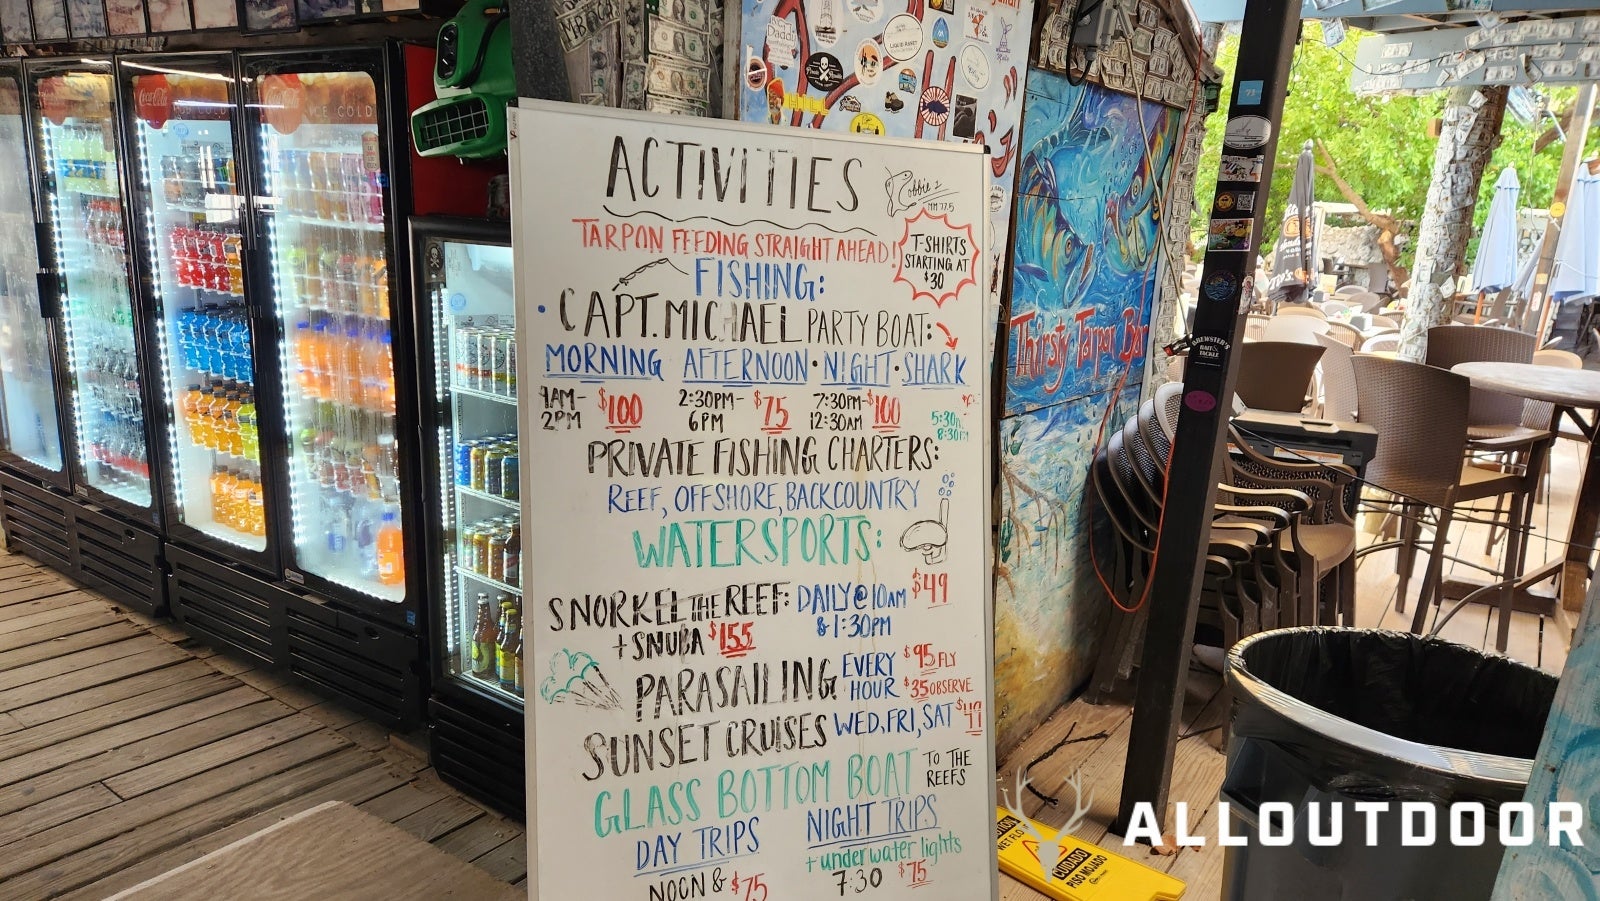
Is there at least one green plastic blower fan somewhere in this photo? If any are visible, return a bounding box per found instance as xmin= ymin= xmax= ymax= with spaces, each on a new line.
xmin=410 ymin=0 xmax=513 ymax=159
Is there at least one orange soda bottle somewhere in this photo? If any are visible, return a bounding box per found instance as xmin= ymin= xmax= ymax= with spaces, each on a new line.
xmin=294 ymin=321 xmax=316 ymax=393
xmin=376 ymin=507 xmax=403 ymax=585
xmin=312 ymin=321 xmax=335 ymax=399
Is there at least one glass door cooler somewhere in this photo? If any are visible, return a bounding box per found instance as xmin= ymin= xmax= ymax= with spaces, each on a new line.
xmin=29 ymin=60 xmax=159 ymax=524
xmin=0 ymin=62 xmax=70 ymax=490
xmin=242 ymin=49 xmax=422 ymax=626
xmin=121 ymin=54 xmax=278 ymax=573
xmin=413 ymin=216 xmax=524 ymax=818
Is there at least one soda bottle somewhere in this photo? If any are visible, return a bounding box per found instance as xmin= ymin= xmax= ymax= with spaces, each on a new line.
xmin=369 ymin=255 xmax=388 ymax=318
xmin=237 ymin=392 xmax=258 ymax=461
xmin=341 ymin=324 xmax=364 ymax=406
xmin=293 ymin=321 xmax=316 ymax=393
xmin=374 ymin=331 xmax=395 ymax=414
xmin=220 ymin=391 xmax=242 ymax=456
xmin=497 ymin=604 xmax=520 ymax=693
xmin=376 ymin=508 xmax=403 ymax=586
xmin=340 ymin=153 xmax=367 ymax=224
xmin=230 ymin=470 xmax=251 ymax=530
xmin=311 ymin=320 xmax=335 ymax=398
xmin=182 ymin=384 xmax=204 ymax=442
xmin=471 ymin=595 xmax=495 ymax=679
xmin=512 ymin=632 xmax=523 ymax=697
xmin=247 ymin=486 xmax=266 ymax=536
xmin=319 ymin=245 xmax=341 ymax=310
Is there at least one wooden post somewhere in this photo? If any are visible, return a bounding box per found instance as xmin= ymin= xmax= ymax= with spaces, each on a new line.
xmin=1522 ymin=83 xmax=1597 ymax=336
xmin=1396 ymin=85 xmax=1508 ymax=361
xmin=1111 ymin=0 xmax=1299 ymax=836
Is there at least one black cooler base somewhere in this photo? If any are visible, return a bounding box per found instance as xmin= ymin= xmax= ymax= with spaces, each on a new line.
xmin=430 ymin=693 xmax=524 ymax=820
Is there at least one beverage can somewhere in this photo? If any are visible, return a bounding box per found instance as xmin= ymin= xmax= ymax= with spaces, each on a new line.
xmin=459 ymin=326 xmax=479 ymax=390
xmin=460 ymin=523 xmax=480 ymax=570
xmin=483 ymin=447 xmax=506 ymax=497
xmin=487 ymin=529 xmax=509 ymax=582
xmin=504 ymin=334 xmax=517 ymax=395
xmin=471 ymin=523 xmax=494 ymax=575
xmin=492 ymin=331 xmax=511 ymax=395
xmin=470 ymin=442 xmax=490 ymax=491
xmin=455 ymin=438 xmax=476 ymax=486
xmin=498 ymin=451 xmax=519 ymax=501
xmin=476 ymin=331 xmax=497 ymax=390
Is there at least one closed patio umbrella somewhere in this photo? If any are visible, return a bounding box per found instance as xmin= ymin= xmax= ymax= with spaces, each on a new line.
xmin=1551 ymin=168 xmax=1600 ymax=302
xmin=1268 ymin=141 xmax=1317 ymax=308
xmin=1470 ymin=167 xmax=1520 ymax=292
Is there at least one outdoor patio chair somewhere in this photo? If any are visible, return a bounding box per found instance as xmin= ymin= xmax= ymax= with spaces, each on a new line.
xmin=1149 ymin=383 xmax=1352 ymax=627
xmin=1262 ymin=314 xmax=1331 ymax=345
xmin=1349 ymin=291 xmax=1386 ymax=312
xmin=1425 ymin=325 xmax=1550 ymax=449
xmin=1244 ymin=314 xmax=1271 ymax=342
xmin=1277 ymin=305 xmax=1327 ymax=320
xmin=1369 ymin=313 xmax=1400 ymax=329
xmin=1334 ymin=285 xmax=1366 ymax=297
xmin=1235 ymin=341 xmax=1323 ymax=412
xmin=1314 ymin=332 xmax=1359 ymax=421
xmin=1361 ymin=330 xmax=1401 ymax=354
xmin=1322 ymin=320 xmax=1364 ymax=349
xmin=1351 ymin=355 xmax=1546 ymax=650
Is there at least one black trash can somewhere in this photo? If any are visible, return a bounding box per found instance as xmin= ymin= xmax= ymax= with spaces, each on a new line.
xmin=1221 ymin=628 xmax=1557 ymax=901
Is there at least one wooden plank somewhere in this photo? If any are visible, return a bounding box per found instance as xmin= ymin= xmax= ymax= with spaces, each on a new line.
xmin=393 ymin=796 xmax=486 ymax=842
xmin=0 ymin=696 xmax=295 ymax=818
xmin=6 ymin=660 xmax=223 ymax=730
xmin=0 ymin=634 xmax=170 ymax=693
xmin=95 ymin=800 xmax=521 ymax=901
xmin=103 ymin=713 xmax=325 ymax=800
xmin=0 ymin=621 xmax=146 ymax=674
xmin=0 ymin=712 xmax=18 ymax=735
xmin=0 ymin=609 xmax=124 ymax=655
xmin=471 ymin=835 xmax=528 ymax=884
xmin=338 ymin=719 xmax=392 ymax=751
xmin=0 ymin=642 xmax=191 ymax=713
xmin=52 ymin=764 xmax=411 ymax=901
xmin=0 ymin=572 xmax=64 ymax=596
xmin=433 ymin=813 xmax=524 ymax=865
xmin=0 ymin=748 xmax=376 ymax=901
xmin=0 ymin=688 xmax=273 ymax=796
xmin=203 ymin=655 xmax=256 ymax=677
xmin=0 ymin=598 xmax=105 ymax=632
xmin=998 ymin=699 xmax=1132 ymax=824
xmin=0 ymin=729 xmax=353 ymax=883
xmin=0 ymin=580 xmax=79 ymax=608
xmin=0 ymin=783 xmax=120 ymax=848
xmin=301 ymin=700 xmax=362 ymax=731
xmin=358 ymin=781 xmax=448 ymax=823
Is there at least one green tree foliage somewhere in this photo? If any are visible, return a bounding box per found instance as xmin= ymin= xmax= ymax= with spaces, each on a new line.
xmin=1192 ymin=21 xmax=1599 ymax=266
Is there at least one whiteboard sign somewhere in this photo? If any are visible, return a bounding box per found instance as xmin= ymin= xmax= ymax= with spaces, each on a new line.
xmin=511 ymin=100 xmax=996 ymax=901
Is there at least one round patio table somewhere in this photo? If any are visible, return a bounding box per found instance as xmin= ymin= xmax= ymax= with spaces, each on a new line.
xmin=1453 ymin=361 xmax=1600 ymax=611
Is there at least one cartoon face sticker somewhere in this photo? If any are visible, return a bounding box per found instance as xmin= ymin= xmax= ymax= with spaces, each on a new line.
xmin=855 ymin=39 xmax=883 ymax=85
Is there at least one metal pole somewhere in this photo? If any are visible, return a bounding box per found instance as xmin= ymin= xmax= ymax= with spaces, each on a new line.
xmin=1111 ymin=0 xmax=1300 ymax=835
xmin=1523 ymin=83 xmax=1595 ymax=335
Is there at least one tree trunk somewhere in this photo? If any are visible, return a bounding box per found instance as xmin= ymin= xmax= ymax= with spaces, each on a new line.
xmin=1397 ymin=85 xmax=1508 ymax=362
xmin=1313 ymin=141 xmax=1410 ymax=292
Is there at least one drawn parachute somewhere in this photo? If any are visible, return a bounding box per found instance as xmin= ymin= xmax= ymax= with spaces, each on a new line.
xmin=539 ymin=649 xmax=623 ymax=711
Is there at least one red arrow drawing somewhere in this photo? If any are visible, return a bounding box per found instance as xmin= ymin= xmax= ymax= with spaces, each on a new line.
xmin=936 ymin=323 xmax=958 ymax=349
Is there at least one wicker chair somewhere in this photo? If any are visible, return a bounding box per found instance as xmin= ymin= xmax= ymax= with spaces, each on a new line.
xmin=1351 ymin=355 xmax=1546 ymax=650
xmin=1322 ymin=320 xmax=1364 ymax=349
xmin=1236 ymin=341 xmax=1323 ymax=413
xmin=1361 ymin=330 xmax=1401 ymax=354
xmin=1314 ymin=332 xmax=1358 ymax=421
xmin=1263 ymin=314 xmax=1331 ymax=345
xmin=1369 ymin=313 xmax=1400 ymax=329
xmin=1277 ymin=305 xmax=1327 ymax=320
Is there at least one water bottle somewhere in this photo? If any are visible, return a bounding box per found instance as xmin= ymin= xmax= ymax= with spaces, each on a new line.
xmin=324 ymin=493 xmax=351 ymax=560
xmin=353 ymin=498 xmax=379 ymax=579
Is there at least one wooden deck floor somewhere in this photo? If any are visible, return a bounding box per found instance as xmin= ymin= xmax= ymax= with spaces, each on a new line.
xmin=0 ymin=548 xmax=526 ymax=901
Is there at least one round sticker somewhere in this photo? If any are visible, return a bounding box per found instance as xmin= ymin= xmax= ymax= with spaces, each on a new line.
xmin=132 ymin=74 xmax=172 ymax=129
xmin=919 ymin=86 xmax=950 ymax=126
xmin=883 ymin=14 xmax=924 ymax=61
xmin=1223 ymin=115 xmax=1272 ymax=150
xmin=1202 ymin=271 xmax=1238 ymax=301
xmin=814 ymin=0 xmax=842 ymax=46
xmin=850 ymin=0 xmax=881 ymax=22
xmin=806 ymin=52 xmax=845 ymax=90
xmin=854 ymin=40 xmax=884 ymax=86
xmin=958 ymin=44 xmax=990 ymax=89
xmin=850 ymin=112 xmax=886 ymax=135
xmin=260 ymin=73 xmax=306 ymax=135
xmin=745 ymin=53 xmax=770 ymax=91
xmin=1185 ymin=390 xmax=1218 ymax=412
xmin=931 ymin=18 xmax=949 ymax=48
xmin=1215 ymin=192 xmax=1235 ymax=212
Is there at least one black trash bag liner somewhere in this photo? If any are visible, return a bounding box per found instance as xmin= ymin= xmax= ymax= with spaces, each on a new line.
xmin=1220 ymin=628 xmax=1559 ymax=901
